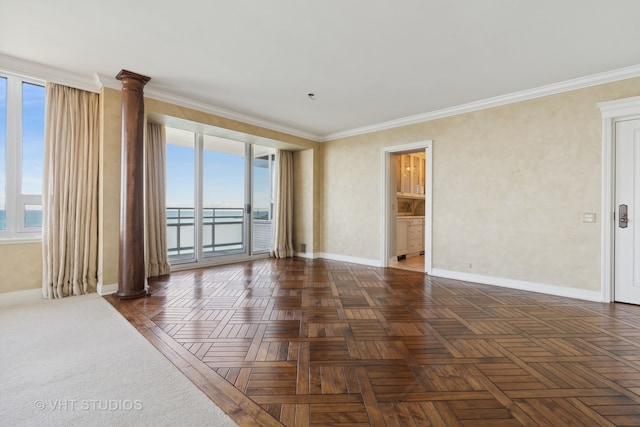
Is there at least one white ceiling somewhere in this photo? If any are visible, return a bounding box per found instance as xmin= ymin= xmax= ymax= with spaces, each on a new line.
xmin=1 ymin=0 xmax=640 ymax=141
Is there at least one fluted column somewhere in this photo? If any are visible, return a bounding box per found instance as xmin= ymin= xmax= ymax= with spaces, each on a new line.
xmin=116 ymin=70 xmax=151 ymax=299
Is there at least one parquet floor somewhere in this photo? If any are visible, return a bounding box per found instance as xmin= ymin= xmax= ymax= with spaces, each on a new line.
xmin=106 ymin=257 xmax=640 ymax=426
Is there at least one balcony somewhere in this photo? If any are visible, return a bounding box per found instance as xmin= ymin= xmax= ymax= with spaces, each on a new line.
xmin=166 ymin=207 xmax=272 ymax=260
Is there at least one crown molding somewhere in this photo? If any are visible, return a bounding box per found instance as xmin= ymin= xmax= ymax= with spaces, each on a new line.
xmin=321 ymin=64 xmax=640 ymax=142
xmin=0 ymin=53 xmax=100 ymax=93
xmin=95 ymin=72 xmax=321 ymax=142
xmin=4 ymin=54 xmax=640 ymax=143
xmin=145 ymin=86 xmax=322 ymax=142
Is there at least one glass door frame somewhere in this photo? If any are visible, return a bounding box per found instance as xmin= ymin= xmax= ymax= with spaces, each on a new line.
xmin=167 ymin=129 xmax=273 ymax=270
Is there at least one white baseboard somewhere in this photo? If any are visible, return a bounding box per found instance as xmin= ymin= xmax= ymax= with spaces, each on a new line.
xmin=0 ymin=288 xmax=42 ymax=301
xmin=431 ymin=268 xmax=603 ymax=302
xmin=295 ymin=251 xmax=317 ymax=259
xmin=314 ymin=252 xmax=382 ymax=267
xmin=97 ymin=283 xmax=118 ymax=296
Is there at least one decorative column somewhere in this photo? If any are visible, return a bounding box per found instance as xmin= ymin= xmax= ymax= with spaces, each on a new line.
xmin=115 ymin=70 xmax=151 ymax=299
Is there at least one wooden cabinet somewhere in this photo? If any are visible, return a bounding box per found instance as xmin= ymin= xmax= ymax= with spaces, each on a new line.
xmin=396 ymin=217 xmax=424 ymax=256
xmin=396 ymin=153 xmax=425 ymax=198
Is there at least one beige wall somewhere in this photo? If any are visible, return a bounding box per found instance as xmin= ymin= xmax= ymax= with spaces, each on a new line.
xmin=321 ymin=77 xmax=640 ymax=291
xmin=98 ymin=87 xmax=122 ymax=288
xmin=0 ymin=243 xmax=42 ymax=293
xmin=293 ymin=149 xmax=315 ymax=254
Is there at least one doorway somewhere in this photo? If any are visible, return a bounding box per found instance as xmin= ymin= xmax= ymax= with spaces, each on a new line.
xmin=600 ymin=96 xmax=640 ymax=303
xmin=613 ymin=118 xmax=640 ymax=304
xmin=380 ymin=141 xmax=433 ymax=274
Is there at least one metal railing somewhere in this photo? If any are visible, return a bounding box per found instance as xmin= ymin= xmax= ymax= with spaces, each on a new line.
xmin=166 ymin=207 xmax=272 ymax=259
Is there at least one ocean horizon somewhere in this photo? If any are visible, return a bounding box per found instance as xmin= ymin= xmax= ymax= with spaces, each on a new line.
xmin=0 ymin=209 xmax=42 ymax=229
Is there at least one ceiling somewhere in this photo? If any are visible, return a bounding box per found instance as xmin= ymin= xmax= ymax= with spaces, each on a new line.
xmin=1 ymin=1 xmax=640 ymax=141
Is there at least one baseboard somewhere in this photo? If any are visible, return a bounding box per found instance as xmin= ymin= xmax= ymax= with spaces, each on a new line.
xmin=431 ymin=268 xmax=602 ymax=302
xmin=315 ymin=252 xmax=382 ymax=267
xmin=0 ymin=287 xmax=42 ymax=300
xmin=97 ymin=283 xmax=118 ymax=296
xmin=295 ymin=251 xmax=317 ymax=259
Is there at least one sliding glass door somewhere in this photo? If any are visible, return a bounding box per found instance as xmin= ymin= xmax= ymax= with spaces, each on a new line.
xmin=252 ymin=147 xmax=275 ymax=253
xmin=165 ymin=125 xmax=275 ymax=266
xmin=202 ymin=134 xmax=246 ymax=257
xmin=166 ymin=127 xmax=196 ymax=261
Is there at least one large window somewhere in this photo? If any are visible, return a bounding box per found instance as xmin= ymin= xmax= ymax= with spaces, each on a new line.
xmin=0 ymin=74 xmax=45 ymax=237
xmin=165 ymin=125 xmax=275 ymax=265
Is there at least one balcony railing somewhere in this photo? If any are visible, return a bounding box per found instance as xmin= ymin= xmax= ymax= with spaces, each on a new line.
xmin=166 ymin=207 xmax=272 ymax=259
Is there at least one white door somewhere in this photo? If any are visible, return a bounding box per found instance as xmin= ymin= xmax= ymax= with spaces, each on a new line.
xmin=614 ymin=118 xmax=640 ymax=304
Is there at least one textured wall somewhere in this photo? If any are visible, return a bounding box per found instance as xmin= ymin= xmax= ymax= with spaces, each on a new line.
xmin=293 ymin=149 xmax=315 ymax=254
xmin=98 ymin=87 xmax=122 ymax=288
xmin=322 ymin=77 xmax=640 ymax=291
xmin=0 ymin=243 xmax=42 ymax=293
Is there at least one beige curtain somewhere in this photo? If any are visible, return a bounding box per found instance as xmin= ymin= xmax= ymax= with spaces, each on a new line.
xmin=42 ymin=83 xmax=99 ymax=299
xmin=270 ymin=150 xmax=295 ymax=258
xmin=145 ymin=122 xmax=170 ymax=277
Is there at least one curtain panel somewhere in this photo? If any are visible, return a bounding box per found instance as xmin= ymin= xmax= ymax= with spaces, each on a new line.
xmin=145 ymin=122 xmax=171 ymax=277
xmin=42 ymin=83 xmax=99 ymax=298
xmin=270 ymin=150 xmax=295 ymax=258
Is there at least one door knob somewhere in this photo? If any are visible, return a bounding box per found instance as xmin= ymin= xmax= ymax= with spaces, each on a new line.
xmin=619 ymin=204 xmax=628 ymax=228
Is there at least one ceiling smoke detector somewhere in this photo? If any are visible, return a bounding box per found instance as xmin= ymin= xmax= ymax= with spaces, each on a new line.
xmin=308 ymin=93 xmax=316 ymax=100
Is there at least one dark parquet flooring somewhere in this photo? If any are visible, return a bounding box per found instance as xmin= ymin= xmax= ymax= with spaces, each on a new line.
xmin=106 ymin=257 xmax=640 ymax=426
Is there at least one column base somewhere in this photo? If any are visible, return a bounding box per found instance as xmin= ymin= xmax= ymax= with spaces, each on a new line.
xmin=115 ymin=288 xmax=148 ymax=300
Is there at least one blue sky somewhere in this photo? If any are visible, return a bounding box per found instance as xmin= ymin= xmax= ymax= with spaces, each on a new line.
xmin=166 ymin=140 xmax=272 ymax=210
xmin=21 ymin=82 xmax=45 ymax=196
xmin=0 ymin=79 xmax=44 ymax=212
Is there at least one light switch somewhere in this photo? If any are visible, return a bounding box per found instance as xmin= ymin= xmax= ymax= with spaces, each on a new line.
xmin=582 ymin=212 xmax=596 ymax=223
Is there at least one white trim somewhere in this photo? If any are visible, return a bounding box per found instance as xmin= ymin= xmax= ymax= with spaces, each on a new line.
xmin=316 ymin=252 xmax=382 ymax=267
xmin=5 ymin=54 xmax=640 ymax=144
xmin=0 ymin=287 xmax=41 ymax=299
xmin=169 ymin=253 xmax=271 ymax=272
xmin=295 ymin=251 xmax=318 ymax=259
xmin=0 ymin=54 xmax=99 ymax=93
xmin=380 ymin=141 xmax=433 ymax=274
xmin=97 ymin=283 xmax=118 ymax=296
xmin=0 ymin=236 xmax=41 ymax=245
xmin=599 ymin=96 xmax=640 ymax=119
xmin=322 ymin=64 xmax=640 ymax=141
xmin=431 ymin=269 xmax=603 ymax=302
xmin=598 ymin=96 xmax=640 ymax=303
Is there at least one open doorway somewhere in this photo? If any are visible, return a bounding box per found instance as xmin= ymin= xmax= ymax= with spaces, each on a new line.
xmin=380 ymin=141 xmax=432 ymax=274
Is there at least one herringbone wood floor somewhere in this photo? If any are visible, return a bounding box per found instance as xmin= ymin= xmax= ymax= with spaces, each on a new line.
xmin=106 ymin=258 xmax=640 ymax=426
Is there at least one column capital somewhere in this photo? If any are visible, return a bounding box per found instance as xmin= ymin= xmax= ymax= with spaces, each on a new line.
xmin=115 ymin=69 xmax=151 ymax=92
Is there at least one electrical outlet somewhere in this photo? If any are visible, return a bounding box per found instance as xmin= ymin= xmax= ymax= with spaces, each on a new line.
xmin=300 ymin=243 xmax=306 ymax=253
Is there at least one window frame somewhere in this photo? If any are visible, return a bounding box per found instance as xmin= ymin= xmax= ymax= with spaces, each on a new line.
xmin=164 ymin=124 xmax=276 ymax=267
xmin=0 ymin=72 xmax=45 ymax=241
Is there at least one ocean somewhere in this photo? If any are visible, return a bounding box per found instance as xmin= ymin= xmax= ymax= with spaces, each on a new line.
xmin=0 ymin=210 xmax=42 ymax=229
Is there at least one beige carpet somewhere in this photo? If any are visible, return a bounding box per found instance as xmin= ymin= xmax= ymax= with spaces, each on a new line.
xmin=0 ymin=290 xmax=237 ymax=426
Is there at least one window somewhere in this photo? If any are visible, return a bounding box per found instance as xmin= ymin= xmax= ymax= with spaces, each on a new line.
xmin=0 ymin=74 xmax=45 ymax=238
xmin=164 ymin=124 xmax=276 ymax=265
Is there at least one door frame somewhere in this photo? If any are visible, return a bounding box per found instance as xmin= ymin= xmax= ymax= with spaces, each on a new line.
xmin=380 ymin=141 xmax=433 ymax=274
xmin=599 ymin=96 xmax=640 ymax=302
